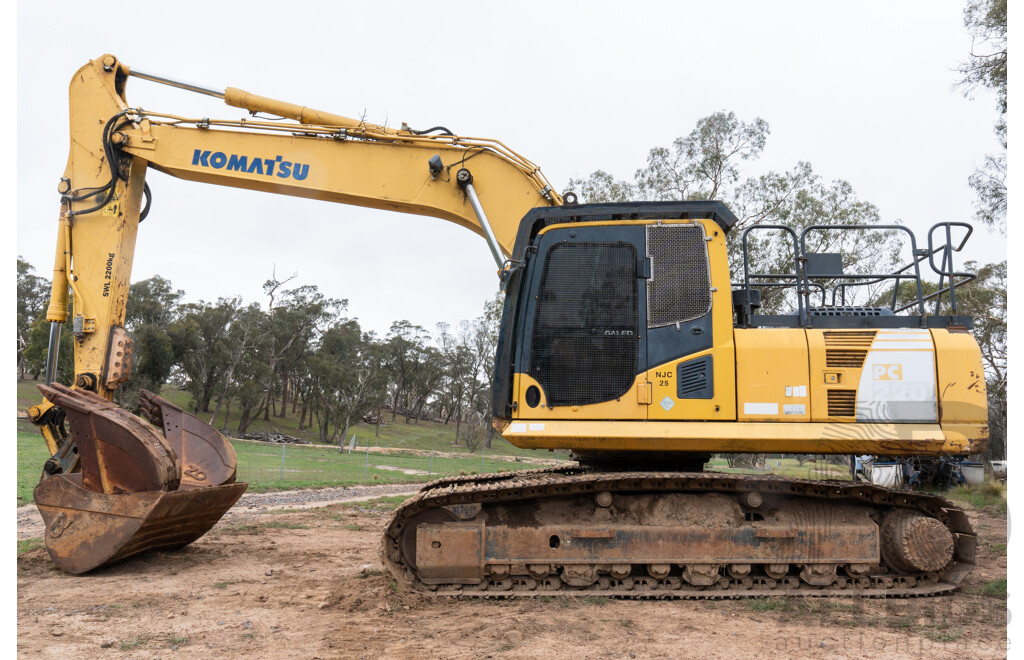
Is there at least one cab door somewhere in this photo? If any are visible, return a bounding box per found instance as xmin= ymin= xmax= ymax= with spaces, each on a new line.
xmin=644 ymin=220 xmax=737 ymax=422
xmin=512 ymin=224 xmax=649 ymax=420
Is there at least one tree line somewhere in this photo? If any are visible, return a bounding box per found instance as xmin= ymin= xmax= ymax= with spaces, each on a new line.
xmin=17 ymin=242 xmax=1005 ymax=462
xmin=17 ymin=263 xmax=504 ymax=452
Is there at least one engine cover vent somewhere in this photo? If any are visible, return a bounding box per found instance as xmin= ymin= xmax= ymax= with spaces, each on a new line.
xmin=824 ymin=331 xmax=876 ymax=369
xmin=528 ymin=242 xmax=638 ymax=407
xmin=676 ymin=355 xmax=714 ymax=399
xmin=823 ymin=331 xmax=877 ymax=347
xmin=827 ymin=389 xmax=857 ymax=417
xmin=809 ymin=306 xmax=895 ymax=317
xmin=826 ymin=351 xmax=869 ymax=368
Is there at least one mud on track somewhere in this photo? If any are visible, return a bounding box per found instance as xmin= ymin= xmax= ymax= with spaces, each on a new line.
xmin=17 ymin=487 xmax=1008 ymax=660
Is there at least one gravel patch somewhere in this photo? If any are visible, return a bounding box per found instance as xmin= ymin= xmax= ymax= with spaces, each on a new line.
xmin=17 ymin=483 xmax=422 ymax=540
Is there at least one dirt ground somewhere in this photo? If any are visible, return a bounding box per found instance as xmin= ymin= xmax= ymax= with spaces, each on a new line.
xmin=17 ymin=487 xmax=1008 ymax=660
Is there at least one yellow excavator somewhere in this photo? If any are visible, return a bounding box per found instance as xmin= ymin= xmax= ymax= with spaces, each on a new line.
xmin=31 ymin=54 xmax=987 ymax=596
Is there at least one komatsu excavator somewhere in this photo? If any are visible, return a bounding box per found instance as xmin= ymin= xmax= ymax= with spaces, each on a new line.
xmin=31 ymin=54 xmax=988 ymax=597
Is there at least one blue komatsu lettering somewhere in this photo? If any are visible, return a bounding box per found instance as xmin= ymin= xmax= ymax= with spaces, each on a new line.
xmin=195 ymin=150 xmax=308 ymax=179
xmin=227 ymin=154 xmax=249 ymax=171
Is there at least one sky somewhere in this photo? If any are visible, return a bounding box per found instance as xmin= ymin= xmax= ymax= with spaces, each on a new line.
xmin=14 ymin=1 xmax=1006 ymax=339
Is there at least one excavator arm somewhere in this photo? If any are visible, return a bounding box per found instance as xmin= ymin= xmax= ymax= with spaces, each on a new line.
xmin=30 ymin=54 xmax=560 ymax=573
xmin=46 ymin=53 xmax=559 ymax=402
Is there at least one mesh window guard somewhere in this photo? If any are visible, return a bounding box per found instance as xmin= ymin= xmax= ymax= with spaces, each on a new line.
xmin=528 ymin=242 xmax=638 ymax=407
xmin=646 ymin=224 xmax=712 ymax=328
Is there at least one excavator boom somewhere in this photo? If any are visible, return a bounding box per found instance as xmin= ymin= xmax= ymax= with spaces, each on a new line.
xmin=31 ymin=54 xmax=559 ymax=573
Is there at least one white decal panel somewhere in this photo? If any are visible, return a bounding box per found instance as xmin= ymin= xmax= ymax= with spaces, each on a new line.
xmin=856 ymin=330 xmax=936 ymax=422
xmin=744 ymin=402 xmax=779 ymax=415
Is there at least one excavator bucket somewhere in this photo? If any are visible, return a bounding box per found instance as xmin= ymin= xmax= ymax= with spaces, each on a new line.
xmin=33 ymin=384 xmax=247 ymax=574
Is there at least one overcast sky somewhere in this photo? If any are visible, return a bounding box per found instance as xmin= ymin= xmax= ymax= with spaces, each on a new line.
xmin=16 ymin=1 xmax=1005 ymax=338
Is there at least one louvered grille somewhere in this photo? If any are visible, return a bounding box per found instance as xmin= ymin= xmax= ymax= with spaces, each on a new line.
xmin=826 ymin=350 xmax=869 ymax=368
xmin=823 ymin=331 xmax=876 ymax=369
xmin=529 ymin=243 xmax=638 ymax=407
xmin=823 ymin=331 xmax=877 ymax=347
xmin=827 ymin=390 xmax=857 ymax=417
xmin=646 ymin=225 xmax=712 ymax=328
xmin=677 ymin=356 xmax=713 ymax=399
xmin=809 ymin=306 xmax=893 ymax=317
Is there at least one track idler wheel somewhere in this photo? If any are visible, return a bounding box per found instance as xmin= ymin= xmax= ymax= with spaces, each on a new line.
xmin=880 ymin=509 xmax=955 ymax=574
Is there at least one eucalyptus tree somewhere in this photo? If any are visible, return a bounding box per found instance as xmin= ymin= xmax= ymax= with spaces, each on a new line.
xmin=957 ymin=0 xmax=1006 ymax=232
xmin=115 ymin=276 xmax=184 ymax=410
xmin=569 ymin=111 xmax=900 ymax=311
xmin=168 ymin=297 xmax=242 ymax=414
xmin=259 ymin=278 xmax=344 ymax=422
xmin=307 ymin=319 xmax=364 ymax=444
xmin=17 ymin=257 xmax=51 ymax=380
xmin=385 ymin=320 xmax=431 ymax=422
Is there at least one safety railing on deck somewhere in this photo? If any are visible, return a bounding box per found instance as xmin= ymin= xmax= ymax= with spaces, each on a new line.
xmin=732 ymin=222 xmax=975 ymax=328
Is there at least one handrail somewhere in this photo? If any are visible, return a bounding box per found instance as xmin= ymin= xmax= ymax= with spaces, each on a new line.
xmin=799 ymin=224 xmax=925 ymax=316
xmin=734 ymin=221 xmax=975 ymax=326
xmin=928 ymin=222 xmax=973 ymax=315
xmin=740 ymin=224 xmax=805 ymax=325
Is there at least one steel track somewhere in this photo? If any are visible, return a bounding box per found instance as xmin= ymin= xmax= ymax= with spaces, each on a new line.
xmin=381 ymin=467 xmax=975 ymax=598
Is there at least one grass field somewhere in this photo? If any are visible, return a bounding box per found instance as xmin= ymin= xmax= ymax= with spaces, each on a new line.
xmin=17 ymin=379 xmax=563 ymax=460
xmin=16 ymin=380 xmax=561 ymax=504
xmin=233 ymin=439 xmax=536 ymax=493
xmin=20 ymin=380 xmax=951 ymax=505
xmin=17 ymin=420 xmax=53 ymax=505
